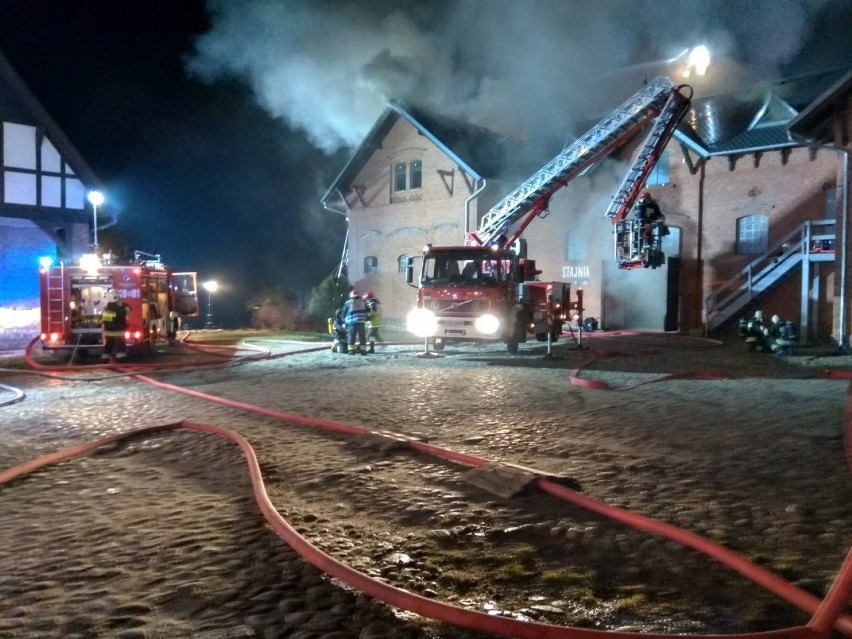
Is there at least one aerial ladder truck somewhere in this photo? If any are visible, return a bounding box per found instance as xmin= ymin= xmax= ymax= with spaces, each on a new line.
xmin=405 ymin=77 xmax=692 ymax=353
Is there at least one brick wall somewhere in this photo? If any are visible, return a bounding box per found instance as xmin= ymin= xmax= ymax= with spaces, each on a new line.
xmin=340 ymin=115 xmax=850 ymax=343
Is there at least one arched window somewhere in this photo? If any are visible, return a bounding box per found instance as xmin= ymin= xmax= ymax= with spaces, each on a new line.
xmin=409 ymin=160 xmax=422 ymax=189
xmin=661 ymin=226 xmax=681 ymax=257
xmin=736 ymin=215 xmax=768 ymax=254
xmin=394 ymin=163 xmax=407 ymax=192
xmin=364 ymin=255 xmax=378 ymax=275
xmin=398 ymin=254 xmax=411 ymax=273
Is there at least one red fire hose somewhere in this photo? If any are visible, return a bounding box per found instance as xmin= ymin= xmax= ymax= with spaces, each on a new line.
xmin=4 ymin=335 xmax=851 ymax=637
xmin=2 ymin=419 xmax=850 ymax=639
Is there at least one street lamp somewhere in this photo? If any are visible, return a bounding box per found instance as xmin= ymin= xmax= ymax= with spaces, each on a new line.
xmin=202 ymin=280 xmax=218 ymax=329
xmin=87 ymin=190 xmax=105 ymax=253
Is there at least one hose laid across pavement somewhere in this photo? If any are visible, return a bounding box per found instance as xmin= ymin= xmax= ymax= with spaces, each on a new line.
xmin=4 ymin=335 xmax=851 ymax=637
xmin=2 ymin=420 xmax=850 ymax=639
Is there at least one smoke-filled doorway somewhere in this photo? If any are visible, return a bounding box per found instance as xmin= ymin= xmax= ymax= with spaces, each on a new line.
xmin=600 ymin=226 xmax=681 ymax=331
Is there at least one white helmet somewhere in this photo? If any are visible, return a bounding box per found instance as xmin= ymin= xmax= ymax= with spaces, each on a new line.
xmin=771 ymin=314 xmax=781 ymax=324
xmin=754 ymin=310 xmax=764 ymax=320
xmin=106 ymin=289 xmax=120 ymax=303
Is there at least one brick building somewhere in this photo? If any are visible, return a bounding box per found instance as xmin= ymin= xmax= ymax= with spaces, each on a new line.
xmin=0 ymin=50 xmax=108 ymax=349
xmin=323 ymin=69 xmax=852 ymax=345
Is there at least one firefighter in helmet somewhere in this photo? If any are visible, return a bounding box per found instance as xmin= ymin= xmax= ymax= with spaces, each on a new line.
xmin=743 ymin=309 xmax=769 ymax=352
xmin=363 ymin=291 xmax=382 ymax=354
xmin=767 ymin=314 xmax=795 ymax=355
xmin=101 ymin=288 xmax=130 ymax=360
xmin=342 ymin=288 xmax=368 ymax=355
xmin=634 ymin=191 xmax=665 ymax=246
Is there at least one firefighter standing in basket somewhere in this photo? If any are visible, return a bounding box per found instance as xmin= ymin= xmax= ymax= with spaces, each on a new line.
xmin=635 ymin=191 xmax=666 ymax=247
xmin=363 ymin=291 xmax=382 ymax=354
xmin=101 ymin=288 xmax=130 ymax=360
xmin=342 ymin=289 xmax=368 ymax=355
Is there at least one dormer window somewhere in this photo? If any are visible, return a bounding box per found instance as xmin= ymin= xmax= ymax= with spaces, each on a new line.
xmin=393 ymin=160 xmax=422 ymax=192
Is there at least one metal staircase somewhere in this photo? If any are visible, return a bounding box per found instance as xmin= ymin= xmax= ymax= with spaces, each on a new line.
xmin=475 ymin=76 xmax=687 ymax=245
xmin=705 ymin=219 xmax=836 ymax=332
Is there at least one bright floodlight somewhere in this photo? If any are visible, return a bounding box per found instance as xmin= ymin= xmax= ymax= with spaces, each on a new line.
xmin=39 ymin=256 xmax=53 ymax=269
xmin=87 ymin=190 xmax=105 ymax=251
xmin=202 ymin=280 xmax=218 ymax=328
xmin=684 ymin=45 xmax=711 ymax=77
xmin=79 ymin=253 xmax=102 ymax=274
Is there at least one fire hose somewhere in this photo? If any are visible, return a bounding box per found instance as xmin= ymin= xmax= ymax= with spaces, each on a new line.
xmin=2 ymin=337 xmax=851 ymax=637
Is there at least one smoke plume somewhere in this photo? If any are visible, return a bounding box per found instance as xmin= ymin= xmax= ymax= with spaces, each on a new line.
xmin=187 ymin=0 xmax=843 ymax=156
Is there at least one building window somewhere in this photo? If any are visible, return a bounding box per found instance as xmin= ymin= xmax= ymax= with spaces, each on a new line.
xmin=564 ymin=233 xmax=588 ymax=260
xmin=398 ymin=254 xmax=411 ymax=273
xmin=364 ymin=255 xmax=378 ymax=275
xmin=736 ymin=215 xmax=768 ymax=254
xmin=394 ymin=162 xmax=407 ymax=192
xmin=824 ymin=183 xmax=836 ymax=219
xmin=410 ymin=160 xmax=422 ymax=189
xmin=394 ymin=160 xmax=423 ymax=192
xmin=661 ymin=226 xmax=681 ymax=257
xmin=645 ymin=148 xmax=670 ymax=187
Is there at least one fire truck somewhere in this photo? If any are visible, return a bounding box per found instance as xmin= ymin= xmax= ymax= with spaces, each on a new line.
xmin=39 ymin=251 xmax=199 ymax=357
xmin=405 ymin=76 xmax=691 ymax=352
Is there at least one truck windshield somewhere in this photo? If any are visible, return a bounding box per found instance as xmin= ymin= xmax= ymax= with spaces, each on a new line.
xmin=421 ymin=252 xmax=507 ymax=286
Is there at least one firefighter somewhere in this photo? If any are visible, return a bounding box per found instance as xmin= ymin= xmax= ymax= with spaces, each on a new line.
xmin=634 ymin=191 xmax=666 ymax=246
xmin=767 ymin=314 xmax=795 ymax=355
xmin=342 ymin=288 xmax=368 ymax=355
xmin=328 ymin=310 xmax=348 ymax=353
xmin=743 ymin=309 xmax=769 ymax=352
xmin=101 ymin=288 xmax=130 ymax=360
xmin=363 ymin=291 xmax=382 ymax=353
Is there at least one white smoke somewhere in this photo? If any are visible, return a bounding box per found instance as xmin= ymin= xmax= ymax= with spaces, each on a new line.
xmin=187 ymin=0 xmax=841 ymax=156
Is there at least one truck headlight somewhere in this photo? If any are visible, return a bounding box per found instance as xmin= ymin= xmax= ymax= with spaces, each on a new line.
xmin=407 ymin=307 xmax=438 ymax=337
xmin=474 ymin=313 xmax=500 ymax=335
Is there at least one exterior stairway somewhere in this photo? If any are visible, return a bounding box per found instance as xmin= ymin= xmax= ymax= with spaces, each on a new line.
xmin=705 ymin=219 xmax=836 ymax=333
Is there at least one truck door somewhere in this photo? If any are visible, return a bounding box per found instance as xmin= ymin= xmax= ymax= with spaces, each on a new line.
xmin=172 ymin=272 xmax=199 ymax=317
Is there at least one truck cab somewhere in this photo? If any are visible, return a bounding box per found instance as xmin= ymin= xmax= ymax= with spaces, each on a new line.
xmin=406 ymin=244 xmax=567 ymax=353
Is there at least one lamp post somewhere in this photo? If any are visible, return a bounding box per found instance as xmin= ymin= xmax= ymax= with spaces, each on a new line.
xmin=202 ymin=280 xmax=218 ymax=329
xmin=87 ymin=190 xmax=105 ymax=253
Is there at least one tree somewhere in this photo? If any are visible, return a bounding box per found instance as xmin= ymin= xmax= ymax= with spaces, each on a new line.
xmin=309 ymin=272 xmax=350 ymax=321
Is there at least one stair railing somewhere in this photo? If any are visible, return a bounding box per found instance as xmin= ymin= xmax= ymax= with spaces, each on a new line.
xmin=705 ymin=219 xmax=836 ymax=331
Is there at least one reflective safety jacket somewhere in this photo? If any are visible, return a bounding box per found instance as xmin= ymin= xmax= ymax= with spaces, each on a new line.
xmin=366 ymin=299 xmax=382 ymax=328
xmin=101 ymin=302 xmax=129 ymax=333
xmin=343 ymin=297 xmax=368 ymax=325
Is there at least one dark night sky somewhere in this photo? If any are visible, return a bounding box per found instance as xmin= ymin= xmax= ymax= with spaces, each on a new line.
xmin=1 ymin=0 xmax=851 ymax=327
xmin=0 ymin=1 xmax=348 ymax=327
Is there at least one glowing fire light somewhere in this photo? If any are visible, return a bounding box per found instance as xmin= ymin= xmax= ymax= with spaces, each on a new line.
xmin=683 ymin=45 xmax=710 ymax=77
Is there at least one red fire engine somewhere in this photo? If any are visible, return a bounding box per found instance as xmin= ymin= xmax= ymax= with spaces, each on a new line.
xmin=405 ymin=77 xmax=691 ymax=352
xmin=39 ymin=251 xmax=199 ymax=357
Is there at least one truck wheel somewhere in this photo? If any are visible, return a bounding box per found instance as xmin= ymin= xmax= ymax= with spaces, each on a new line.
xmin=506 ymin=338 xmax=519 ymax=354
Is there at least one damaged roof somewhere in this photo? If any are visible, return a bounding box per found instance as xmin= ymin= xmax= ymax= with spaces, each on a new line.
xmin=676 ymin=66 xmax=852 ymax=156
xmin=321 ymin=99 xmax=509 ymax=206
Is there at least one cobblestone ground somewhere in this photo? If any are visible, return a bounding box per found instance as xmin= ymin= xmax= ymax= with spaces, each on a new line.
xmin=0 ymin=333 xmax=850 ymax=638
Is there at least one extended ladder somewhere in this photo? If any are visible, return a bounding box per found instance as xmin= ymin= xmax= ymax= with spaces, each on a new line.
xmin=473 ymin=77 xmax=684 ymax=246
xmin=604 ymin=84 xmax=692 ymax=221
